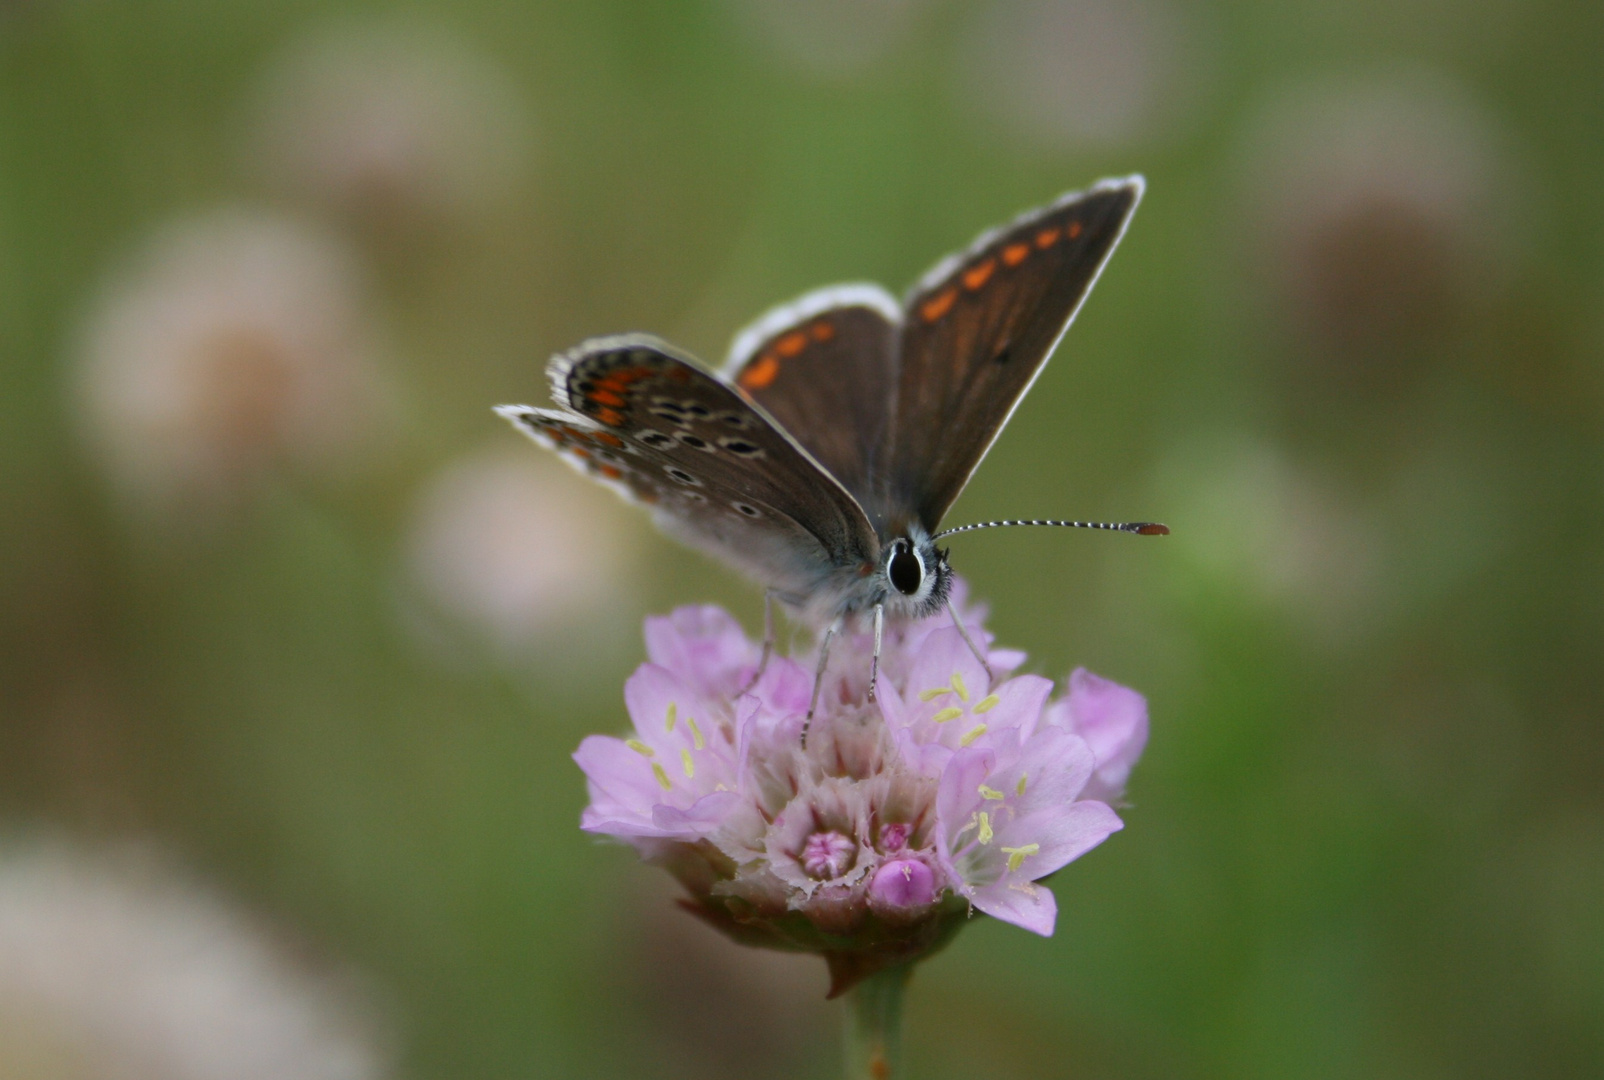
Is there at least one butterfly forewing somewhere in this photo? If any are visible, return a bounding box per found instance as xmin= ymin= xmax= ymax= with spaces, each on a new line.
xmin=499 ymin=336 xmax=879 ymax=599
xmin=885 ymin=178 xmax=1143 ymax=530
xmin=722 ymin=286 xmax=900 ymax=528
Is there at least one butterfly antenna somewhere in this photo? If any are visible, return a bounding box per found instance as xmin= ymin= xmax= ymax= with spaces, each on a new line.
xmin=933 ymin=518 xmax=1170 ymax=540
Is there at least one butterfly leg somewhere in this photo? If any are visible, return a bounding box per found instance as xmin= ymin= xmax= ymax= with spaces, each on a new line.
xmin=945 ymin=597 xmax=995 ymax=685
xmin=866 ymin=603 xmax=884 ymax=703
xmin=738 ymin=589 xmax=780 ymax=697
xmin=801 ymin=616 xmax=843 ymax=749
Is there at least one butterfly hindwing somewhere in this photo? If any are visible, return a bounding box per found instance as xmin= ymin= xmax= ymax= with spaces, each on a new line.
xmin=499 ymin=336 xmax=879 ymax=598
xmin=886 ymin=177 xmax=1143 ymax=529
xmin=722 ymin=285 xmax=900 ymax=527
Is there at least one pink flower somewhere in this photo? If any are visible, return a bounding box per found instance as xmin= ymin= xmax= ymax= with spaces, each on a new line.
xmin=574 ymin=583 xmax=1147 ymax=993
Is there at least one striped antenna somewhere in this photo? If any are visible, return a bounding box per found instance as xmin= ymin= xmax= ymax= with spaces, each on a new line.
xmin=933 ymin=518 xmax=1170 ymax=540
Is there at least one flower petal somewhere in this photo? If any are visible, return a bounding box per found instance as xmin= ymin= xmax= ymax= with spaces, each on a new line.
xmin=1051 ymin=668 xmax=1148 ymax=802
xmin=643 ymin=604 xmax=759 ymax=697
xmin=1010 ymin=728 xmax=1097 ymax=817
xmin=1001 ymin=799 xmax=1124 ymax=879
xmin=972 ymin=877 xmax=1059 ymax=936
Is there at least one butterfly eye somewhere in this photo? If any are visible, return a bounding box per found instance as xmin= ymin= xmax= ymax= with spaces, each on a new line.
xmin=888 ymin=541 xmax=923 ymax=596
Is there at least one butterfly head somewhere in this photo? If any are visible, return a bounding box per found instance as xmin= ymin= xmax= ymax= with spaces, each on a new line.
xmin=881 ymin=526 xmax=951 ymax=619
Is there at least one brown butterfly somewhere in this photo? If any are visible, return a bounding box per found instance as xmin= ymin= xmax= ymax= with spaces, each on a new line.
xmin=498 ymin=177 xmax=1164 ymax=722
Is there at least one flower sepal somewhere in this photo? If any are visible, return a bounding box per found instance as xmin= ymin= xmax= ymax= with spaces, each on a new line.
xmin=674 ymin=891 xmax=972 ymax=998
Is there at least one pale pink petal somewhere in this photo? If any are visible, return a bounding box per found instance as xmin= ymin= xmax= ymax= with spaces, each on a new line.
xmin=643 ymin=604 xmax=760 ymax=696
xmin=1001 ymin=800 xmax=1124 ymax=880
xmin=972 ymin=877 xmax=1059 ymax=936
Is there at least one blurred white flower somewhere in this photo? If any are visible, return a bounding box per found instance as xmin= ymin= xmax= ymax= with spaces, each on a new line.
xmin=0 ymin=838 xmax=385 ymax=1080
xmin=1239 ymin=69 xmax=1522 ymax=356
xmin=728 ymin=0 xmax=925 ymax=80
xmin=399 ymin=446 xmax=641 ymax=664
xmin=243 ymin=17 xmax=532 ymax=226
xmin=74 ymin=208 xmax=392 ymax=516
xmin=961 ymin=0 xmax=1208 ymax=150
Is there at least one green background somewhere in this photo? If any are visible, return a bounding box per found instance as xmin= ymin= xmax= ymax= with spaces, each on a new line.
xmin=3 ymin=1 xmax=1601 ymax=1077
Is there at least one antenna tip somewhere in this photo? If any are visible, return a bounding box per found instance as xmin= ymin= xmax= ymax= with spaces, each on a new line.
xmin=1133 ymin=523 xmax=1170 ymax=536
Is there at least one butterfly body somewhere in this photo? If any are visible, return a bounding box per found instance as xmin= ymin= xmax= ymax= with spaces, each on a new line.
xmin=498 ymin=177 xmax=1146 ymax=641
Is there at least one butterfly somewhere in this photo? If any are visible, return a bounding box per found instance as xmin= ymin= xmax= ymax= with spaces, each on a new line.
xmin=497 ymin=176 xmax=1165 ymax=723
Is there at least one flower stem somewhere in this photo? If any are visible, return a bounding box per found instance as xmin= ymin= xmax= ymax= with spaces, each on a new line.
xmin=843 ymin=965 xmax=911 ymax=1080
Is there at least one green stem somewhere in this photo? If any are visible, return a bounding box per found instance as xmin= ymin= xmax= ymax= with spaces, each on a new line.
xmin=843 ymin=965 xmax=911 ymax=1080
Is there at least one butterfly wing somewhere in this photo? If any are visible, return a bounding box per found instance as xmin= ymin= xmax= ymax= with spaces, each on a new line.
xmin=498 ymin=335 xmax=880 ymax=603
xmin=883 ymin=176 xmax=1143 ymax=530
xmin=721 ymin=285 xmax=900 ymax=530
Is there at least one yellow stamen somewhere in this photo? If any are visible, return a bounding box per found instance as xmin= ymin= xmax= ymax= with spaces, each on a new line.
xmin=626 ymin=739 xmax=654 ymax=757
xmin=977 ymin=812 xmax=994 ymax=845
xmin=974 ymin=694 xmax=1000 ymax=714
xmin=686 ymin=716 xmax=705 ymax=750
xmin=978 ymin=784 xmax=1005 ymax=801
xmin=681 ymin=749 xmax=695 ymax=778
xmin=1002 ymin=843 xmax=1040 ymax=872
xmin=665 ymin=702 xmax=677 ymax=732
xmin=1016 ymin=774 xmax=1028 ymax=796
xmin=931 ymin=706 xmax=964 ymax=724
xmin=951 ymin=672 xmax=970 ymax=702
xmin=960 ymin=724 xmax=989 ymax=747
xmin=651 ymin=763 xmax=672 ymax=790
xmin=918 ymin=686 xmax=952 ymax=702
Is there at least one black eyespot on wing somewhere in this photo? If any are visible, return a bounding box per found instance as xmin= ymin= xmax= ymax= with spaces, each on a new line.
xmin=733 ymin=502 xmax=762 ymax=518
xmin=665 ymin=465 xmax=701 ymax=486
xmin=889 ymin=542 xmax=922 ymax=595
xmin=719 ymin=438 xmax=764 ymax=457
xmin=677 ymin=433 xmax=712 ymax=451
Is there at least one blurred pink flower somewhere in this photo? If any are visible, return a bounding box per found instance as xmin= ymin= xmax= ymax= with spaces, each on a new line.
xmin=399 ymin=447 xmax=640 ymax=664
xmin=1239 ymin=69 xmax=1522 ymax=359
xmin=961 ymin=0 xmax=1210 ymax=150
xmin=728 ymin=0 xmax=925 ymax=80
xmin=243 ymin=16 xmax=532 ymax=227
xmin=575 ymin=583 xmax=1146 ymax=992
xmin=0 ymin=839 xmax=385 ymax=1080
xmin=73 ymin=208 xmax=392 ymax=517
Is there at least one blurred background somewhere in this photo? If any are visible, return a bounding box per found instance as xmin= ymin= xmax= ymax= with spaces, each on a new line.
xmin=2 ymin=1 xmax=1601 ymax=1077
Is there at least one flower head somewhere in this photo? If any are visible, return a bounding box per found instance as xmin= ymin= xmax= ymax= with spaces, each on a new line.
xmin=0 ymin=838 xmax=385 ymax=1080
xmin=575 ymin=583 xmax=1148 ymax=993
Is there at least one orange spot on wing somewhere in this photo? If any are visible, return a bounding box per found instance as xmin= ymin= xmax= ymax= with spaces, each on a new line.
xmin=739 ymin=354 xmax=781 ymax=390
xmin=1066 ymin=220 xmax=1083 ymax=239
xmin=1035 ymin=226 xmax=1061 ymax=249
xmin=920 ymin=287 xmax=959 ymax=322
xmin=597 ymin=464 xmax=622 ymax=479
xmin=665 ymin=367 xmax=691 ymax=383
xmin=1002 ymin=242 xmax=1031 ymax=267
xmin=775 ymin=331 xmax=808 ymax=358
xmin=595 ymin=407 xmax=624 ymax=427
xmin=568 ymin=447 xmax=590 ymax=459
xmin=593 ymin=432 xmax=624 ymax=448
xmin=811 ymin=320 xmax=836 ymax=342
xmin=589 ymin=389 xmax=625 ymax=407
xmin=962 ymin=258 xmax=996 ymax=291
